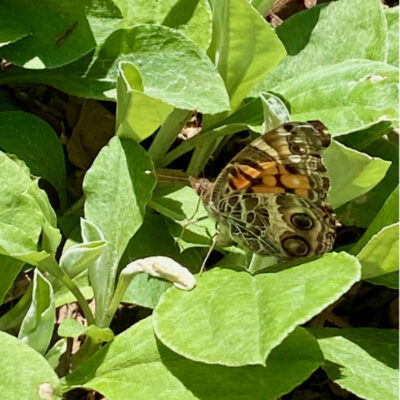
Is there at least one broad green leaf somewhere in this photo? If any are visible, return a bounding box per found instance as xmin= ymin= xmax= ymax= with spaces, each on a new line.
xmin=83 ymin=137 xmax=156 ymax=325
xmin=309 ymin=328 xmax=399 ymax=400
xmin=120 ymin=214 xmax=202 ymax=308
xmin=84 ymin=137 xmax=156 ymax=270
xmin=338 ymin=121 xmax=394 ymax=151
xmin=64 ymin=317 xmax=322 ymax=400
xmin=324 ymin=140 xmax=391 ymax=209
xmin=207 ymin=0 xmax=286 ymax=110
xmin=0 ymin=4 xmax=31 ymax=46
xmin=88 ymin=24 xmax=230 ymax=113
xmin=18 ymin=270 xmax=55 ymax=355
xmin=357 ymin=223 xmax=399 ymax=280
xmin=0 ymin=331 xmax=61 ymax=400
xmin=274 ymin=60 xmax=399 ymax=135
xmin=351 ymin=186 xmax=399 ymax=254
xmin=0 ymin=110 xmax=67 ymax=209
xmin=116 ymin=62 xmax=173 ymax=141
xmin=0 ymin=151 xmax=55 ymax=264
xmin=154 ymin=252 xmax=361 ymax=366
xmin=255 ymin=0 xmax=387 ymax=91
xmin=0 ymin=0 xmax=122 ymax=69
xmin=367 ymin=271 xmax=399 ymax=289
xmin=114 ymin=0 xmax=212 ymax=51
xmin=336 ymin=138 xmax=398 ymax=227
xmin=385 ymin=7 xmax=399 ymax=66
xmin=0 ymin=54 xmax=116 ymax=100
xmin=45 ymin=338 xmax=67 ymax=370
xmin=0 ymin=255 xmax=23 ymax=304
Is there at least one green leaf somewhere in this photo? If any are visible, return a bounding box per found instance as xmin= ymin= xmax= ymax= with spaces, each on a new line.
xmin=120 ymin=214 xmax=202 ymax=308
xmin=309 ymin=328 xmax=399 ymax=400
xmin=64 ymin=317 xmax=322 ymax=400
xmin=367 ymin=271 xmax=399 ymax=289
xmin=336 ymin=137 xmax=398 ymax=227
xmin=0 ymin=4 xmax=31 ymax=46
xmin=88 ymin=24 xmax=230 ymax=112
xmin=385 ymin=7 xmax=399 ymax=66
xmin=0 ymin=255 xmax=24 ymax=304
xmin=357 ymin=223 xmax=399 ymax=280
xmin=351 ymin=186 xmax=398 ymax=254
xmin=207 ymin=0 xmax=286 ymax=110
xmin=0 ymin=283 xmax=32 ymax=331
xmin=0 ymin=331 xmax=61 ymax=400
xmin=84 ymin=137 xmax=156 ymax=270
xmin=114 ymin=0 xmax=212 ymax=51
xmin=273 ymin=60 xmax=399 ymax=135
xmin=324 ymin=140 xmax=391 ymax=209
xmin=0 ymin=151 xmax=58 ymax=265
xmin=0 ymin=54 xmax=116 ymax=101
xmin=18 ymin=269 xmax=55 ymax=355
xmin=154 ymin=252 xmax=361 ymax=366
xmin=45 ymin=338 xmax=67 ymax=370
xmin=255 ymin=0 xmax=387 ymax=91
xmin=0 ymin=0 xmax=122 ymax=69
xmin=260 ymin=92 xmax=290 ymax=132
xmin=54 ymin=272 xmax=93 ymax=307
xmin=338 ymin=121 xmax=394 ymax=151
xmin=149 ymin=185 xmax=217 ymax=249
xmin=58 ymin=318 xmax=114 ymax=343
xmin=58 ymin=317 xmax=86 ymax=338
xmin=83 ymin=137 xmax=156 ymax=325
xmin=116 ymin=62 xmax=174 ymax=141
xmin=0 ymin=110 xmax=67 ymax=209
xmin=60 ymin=234 xmax=107 ymax=279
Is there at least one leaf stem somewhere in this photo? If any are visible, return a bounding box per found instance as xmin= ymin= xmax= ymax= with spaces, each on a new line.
xmin=39 ymin=257 xmax=95 ymax=325
xmin=148 ymin=109 xmax=192 ymax=165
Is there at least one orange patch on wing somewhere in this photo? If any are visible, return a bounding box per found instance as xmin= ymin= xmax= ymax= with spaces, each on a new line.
xmin=262 ymin=175 xmax=277 ymax=186
xmin=259 ymin=161 xmax=279 ymax=175
xmin=238 ymin=164 xmax=261 ymax=179
xmin=251 ymin=185 xmax=285 ymax=194
xmin=230 ymin=173 xmax=251 ymax=190
xmin=281 ymin=174 xmax=311 ymax=189
xmin=278 ymin=165 xmax=290 ymax=174
xmin=294 ymin=189 xmax=310 ymax=198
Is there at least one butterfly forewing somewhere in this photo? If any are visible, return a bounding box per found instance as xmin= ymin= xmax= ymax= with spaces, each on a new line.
xmin=205 ymin=121 xmax=337 ymax=260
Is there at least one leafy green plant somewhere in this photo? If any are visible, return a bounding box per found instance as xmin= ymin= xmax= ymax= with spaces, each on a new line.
xmin=0 ymin=0 xmax=398 ymax=399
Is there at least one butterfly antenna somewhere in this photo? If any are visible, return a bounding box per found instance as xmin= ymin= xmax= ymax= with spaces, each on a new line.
xmin=200 ymin=233 xmax=218 ymax=273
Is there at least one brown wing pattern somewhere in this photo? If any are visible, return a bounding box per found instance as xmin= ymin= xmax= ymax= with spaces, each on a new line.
xmin=212 ymin=121 xmax=331 ymax=205
xmin=207 ymin=121 xmax=337 ymax=260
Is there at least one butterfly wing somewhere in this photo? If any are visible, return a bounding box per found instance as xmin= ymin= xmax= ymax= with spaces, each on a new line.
xmin=208 ymin=121 xmax=337 ymax=259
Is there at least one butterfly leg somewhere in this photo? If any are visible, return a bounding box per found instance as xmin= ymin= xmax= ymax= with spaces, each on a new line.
xmin=175 ymin=194 xmax=205 ymax=244
xmin=200 ymin=233 xmax=219 ymax=273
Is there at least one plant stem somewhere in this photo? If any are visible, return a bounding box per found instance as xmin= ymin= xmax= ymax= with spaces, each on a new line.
xmin=148 ymin=109 xmax=192 ymax=165
xmin=39 ymin=256 xmax=95 ymax=325
xmin=158 ymin=123 xmax=245 ymax=168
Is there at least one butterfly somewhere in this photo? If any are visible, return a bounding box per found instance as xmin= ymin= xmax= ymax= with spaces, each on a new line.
xmin=190 ymin=121 xmax=337 ymax=260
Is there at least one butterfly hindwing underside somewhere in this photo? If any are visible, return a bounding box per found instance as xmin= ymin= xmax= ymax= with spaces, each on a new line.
xmin=191 ymin=121 xmax=337 ymax=260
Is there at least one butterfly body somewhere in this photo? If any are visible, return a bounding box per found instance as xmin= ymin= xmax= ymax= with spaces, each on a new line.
xmin=190 ymin=121 xmax=337 ymax=260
